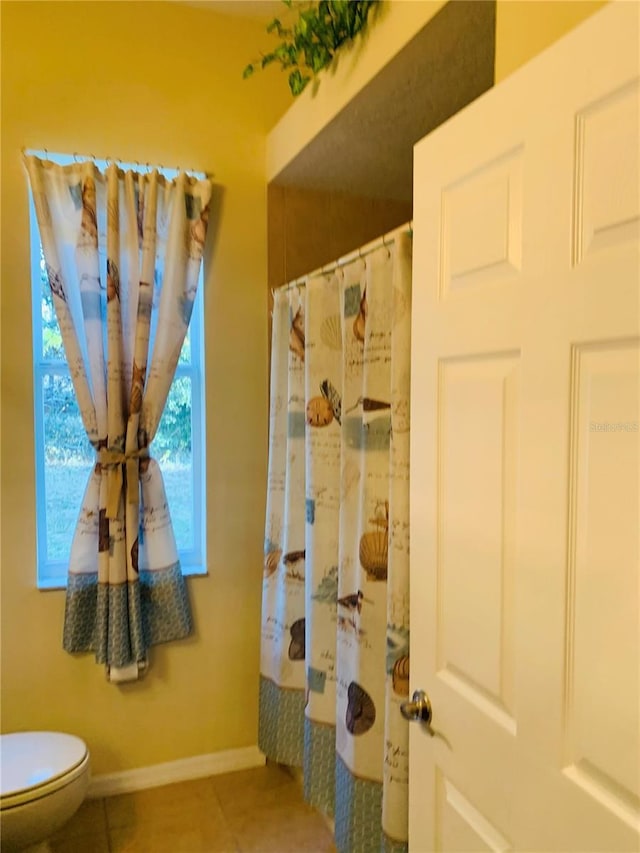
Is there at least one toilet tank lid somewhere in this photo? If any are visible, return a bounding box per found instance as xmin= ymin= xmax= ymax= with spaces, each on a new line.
xmin=0 ymin=732 xmax=88 ymax=798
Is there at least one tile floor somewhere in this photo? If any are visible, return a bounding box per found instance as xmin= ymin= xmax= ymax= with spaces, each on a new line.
xmin=50 ymin=762 xmax=337 ymax=852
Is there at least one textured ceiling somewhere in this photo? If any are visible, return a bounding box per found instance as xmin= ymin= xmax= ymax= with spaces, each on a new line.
xmin=271 ymin=0 xmax=496 ymax=202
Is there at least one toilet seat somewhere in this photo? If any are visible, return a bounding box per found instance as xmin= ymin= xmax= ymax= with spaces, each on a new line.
xmin=0 ymin=732 xmax=89 ymax=809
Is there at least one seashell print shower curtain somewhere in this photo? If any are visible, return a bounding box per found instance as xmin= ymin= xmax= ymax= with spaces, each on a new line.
xmin=24 ymin=155 xmax=211 ymax=671
xmin=260 ymin=232 xmax=412 ymax=853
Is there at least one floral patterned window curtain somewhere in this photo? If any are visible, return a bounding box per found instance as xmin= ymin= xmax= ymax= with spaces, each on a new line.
xmin=260 ymin=232 xmax=412 ymax=853
xmin=24 ymin=155 xmax=211 ymax=673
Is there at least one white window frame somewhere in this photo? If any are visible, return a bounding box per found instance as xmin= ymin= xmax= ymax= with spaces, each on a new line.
xmin=29 ymin=151 xmax=207 ymax=588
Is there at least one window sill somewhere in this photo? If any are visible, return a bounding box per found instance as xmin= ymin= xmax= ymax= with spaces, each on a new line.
xmin=37 ymin=564 xmax=208 ymax=591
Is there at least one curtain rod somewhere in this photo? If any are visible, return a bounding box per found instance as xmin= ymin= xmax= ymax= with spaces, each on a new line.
xmin=274 ymin=220 xmax=413 ymax=294
xmin=21 ymin=148 xmax=209 ymax=179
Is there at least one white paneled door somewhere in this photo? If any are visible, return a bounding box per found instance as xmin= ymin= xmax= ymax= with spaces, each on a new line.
xmin=409 ymin=3 xmax=639 ymax=851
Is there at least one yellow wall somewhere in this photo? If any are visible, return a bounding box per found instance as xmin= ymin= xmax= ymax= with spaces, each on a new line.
xmin=0 ymin=1 xmax=292 ymax=774
xmin=495 ymin=0 xmax=609 ymax=83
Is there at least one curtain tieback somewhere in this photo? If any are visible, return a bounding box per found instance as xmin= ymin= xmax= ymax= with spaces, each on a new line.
xmin=98 ymin=447 xmax=150 ymax=520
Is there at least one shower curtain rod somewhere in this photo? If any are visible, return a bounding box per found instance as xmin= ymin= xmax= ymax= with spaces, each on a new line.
xmin=274 ymin=220 xmax=413 ymax=294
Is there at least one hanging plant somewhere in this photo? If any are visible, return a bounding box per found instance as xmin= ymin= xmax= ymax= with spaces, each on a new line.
xmin=243 ymin=0 xmax=379 ymax=96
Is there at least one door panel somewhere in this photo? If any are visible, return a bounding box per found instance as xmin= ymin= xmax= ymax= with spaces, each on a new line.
xmin=410 ymin=3 xmax=639 ymax=851
xmin=574 ymin=80 xmax=639 ymax=263
xmin=437 ymin=353 xmax=519 ymax=733
xmin=566 ymin=340 xmax=639 ymax=817
xmin=440 ymin=147 xmax=523 ymax=294
xmin=436 ymin=772 xmax=511 ymax=853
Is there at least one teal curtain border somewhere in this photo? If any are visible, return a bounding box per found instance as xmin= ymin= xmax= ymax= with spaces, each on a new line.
xmin=258 ymin=675 xmax=304 ymax=767
xmin=304 ymin=717 xmax=335 ymax=817
xmin=63 ymin=563 xmax=192 ymax=666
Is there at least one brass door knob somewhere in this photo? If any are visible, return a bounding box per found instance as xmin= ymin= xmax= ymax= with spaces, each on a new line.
xmin=400 ymin=689 xmax=433 ymax=729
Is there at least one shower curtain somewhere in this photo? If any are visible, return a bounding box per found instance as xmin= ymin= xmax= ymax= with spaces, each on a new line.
xmin=259 ymin=230 xmax=412 ymax=853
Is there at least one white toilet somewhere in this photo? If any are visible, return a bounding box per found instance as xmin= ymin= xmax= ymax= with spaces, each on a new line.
xmin=0 ymin=732 xmax=90 ymax=852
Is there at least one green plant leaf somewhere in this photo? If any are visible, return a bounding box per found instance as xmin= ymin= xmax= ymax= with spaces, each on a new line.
xmin=311 ymin=47 xmax=330 ymax=73
xmin=267 ymin=17 xmax=292 ymax=38
xmin=244 ymin=0 xmax=378 ymax=95
xmin=289 ymin=69 xmax=310 ymax=95
xmin=287 ymin=43 xmax=299 ymax=64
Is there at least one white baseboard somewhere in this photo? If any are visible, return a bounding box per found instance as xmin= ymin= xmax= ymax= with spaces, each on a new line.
xmin=88 ymin=745 xmax=266 ymax=798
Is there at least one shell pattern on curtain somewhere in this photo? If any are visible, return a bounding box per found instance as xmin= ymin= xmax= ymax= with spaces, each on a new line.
xmin=25 ymin=155 xmax=211 ymax=669
xmin=260 ymin=234 xmax=412 ymax=852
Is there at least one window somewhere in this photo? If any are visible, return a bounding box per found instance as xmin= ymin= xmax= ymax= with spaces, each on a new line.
xmin=30 ymin=152 xmax=206 ymax=588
